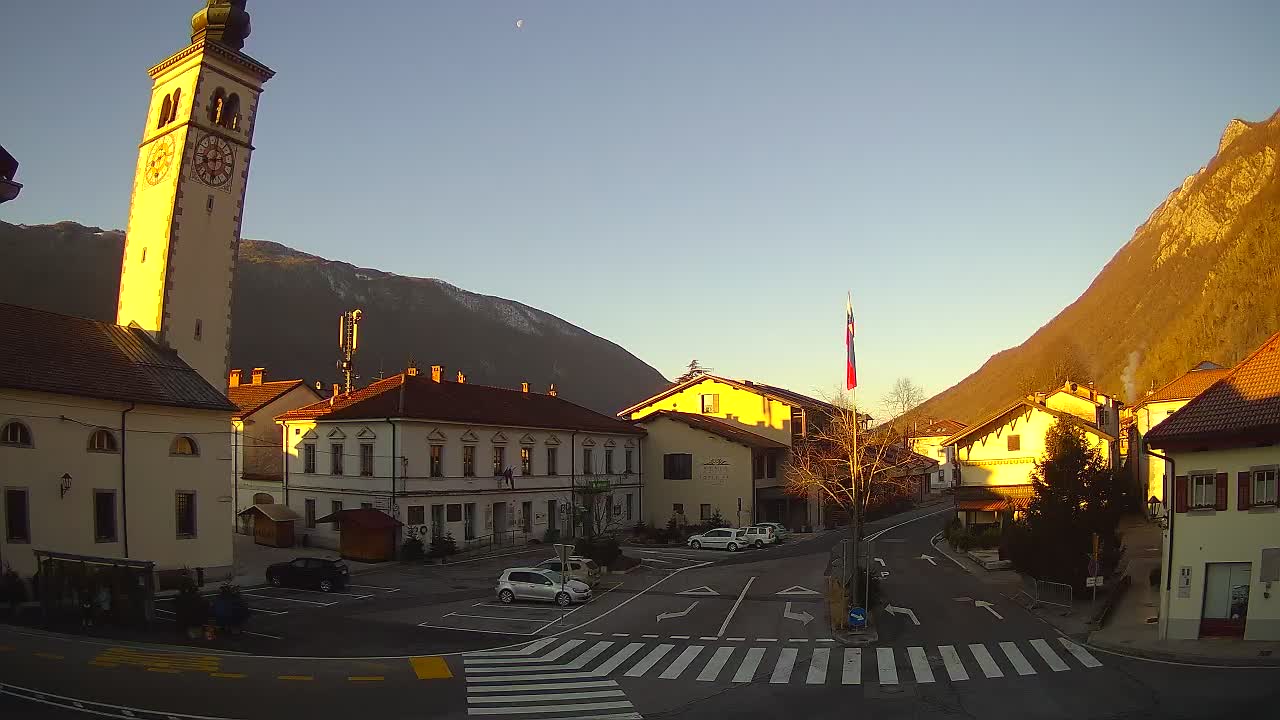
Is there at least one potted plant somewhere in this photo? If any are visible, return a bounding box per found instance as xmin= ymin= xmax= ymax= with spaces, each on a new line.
xmin=173 ymin=581 xmax=209 ymax=639
xmin=0 ymin=566 xmax=26 ymax=617
xmin=211 ymin=583 xmax=251 ymax=635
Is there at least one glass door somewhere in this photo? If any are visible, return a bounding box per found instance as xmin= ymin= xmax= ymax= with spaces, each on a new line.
xmin=1200 ymin=562 xmax=1251 ymax=637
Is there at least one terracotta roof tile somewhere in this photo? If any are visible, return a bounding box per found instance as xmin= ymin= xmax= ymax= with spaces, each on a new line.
xmin=0 ymin=303 xmax=234 ymax=411
xmin=956 ymin=484 xmax=1034 ymax=511
xmin=636 ymin=411 xmax=789 ymax=449
xmin=228 ymin=379 xmax=311 ymax=420
xmin=618 ymin=374 xmax=842 ymax=417
xmin=1135 ymin=366 xmax=1232 ymax=407
xmin=278 ymin=373 xmax=644 ymax=435
xmin=1147 ymin=331 xmax=1280 ymax=446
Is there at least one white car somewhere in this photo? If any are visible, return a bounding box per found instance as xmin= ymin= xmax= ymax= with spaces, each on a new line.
xmin=496 ymin=567 xmax=591 ymax=606
xmin=687 ymin=528 xmax=749 ymax=551
xmin=742 ymin=525 xmax=778 ymax=548
xmin=756 ymin=522 xmax=791 ymax=541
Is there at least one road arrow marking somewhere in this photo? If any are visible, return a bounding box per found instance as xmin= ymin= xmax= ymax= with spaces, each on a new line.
xmin=918 ymin=554 xmax=937 ymax=566
xmin=776 ymin=585 xmax=821 ymax=596
xmin=657 ymin=601 xmax=699 ymax=622
xmin=953 ymin=596 xmax=973 ymax=602
xmin=782 ymin=602 xmax=814 ymax=626
xmin=974 ymin=600 xmax=1004 ymax=620
xmin=677 ymin=586 xmax=719 ymax=596
xmin=874 ymin=557 xmax=886 ymax=567
xmin=884 ymin=604 xmax=920 ymax=625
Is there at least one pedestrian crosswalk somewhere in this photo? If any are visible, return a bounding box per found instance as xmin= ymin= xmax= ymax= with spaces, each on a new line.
xmin=463 ymin=635 xmax=1104 ymax=707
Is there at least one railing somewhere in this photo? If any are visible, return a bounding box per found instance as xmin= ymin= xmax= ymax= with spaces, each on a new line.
xmin=1015 ymin=574 xmax=1073 ymax=611
xmin=457 ymin=529 xmax=533 ymax=555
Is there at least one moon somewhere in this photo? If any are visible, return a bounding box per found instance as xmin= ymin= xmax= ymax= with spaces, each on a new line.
xmin=515 ymin=19 xmax=524 ymax=29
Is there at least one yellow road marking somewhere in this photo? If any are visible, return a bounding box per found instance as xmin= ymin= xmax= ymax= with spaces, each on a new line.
xmin=89 ymin=661 xmax=118 ymax=668
xmin=348 ymin=676 xmax=385 ymax=682
xmin=277 ymin=675 xmax=313 ymax=681
xmin=210 ymin=672 xmax=247 ymax=679
xmin=146 ymin=667 xmax=181 ymax=674
xmin=0 ymin=645 xmax=13 ymax=651
xmin=409 ymin=656 xmax=452 ymax=680
xmin=95 ymin=647 xmax=219 ymax=672
xmin=35 ymin=652 xmax=64 ymax=660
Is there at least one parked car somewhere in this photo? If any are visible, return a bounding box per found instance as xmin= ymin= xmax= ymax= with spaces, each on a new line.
xmin=265 ymin=557 xmax=349 ymax=592
xmin=496 ymin=567 xmax=591 ymax=606
xmin=756 ymin=522 xmax=791 ymax=541
xmin=687 ymin=528 xmax=749 ymax=551
xmin=536 ymin=556 xmax=602 ymax=588
xmin=742 ymin=525 xmax=778 ymax=548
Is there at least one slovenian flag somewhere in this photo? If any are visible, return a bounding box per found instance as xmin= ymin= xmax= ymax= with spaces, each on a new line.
xmin=846 ymin=294 xmax=857 ymax=390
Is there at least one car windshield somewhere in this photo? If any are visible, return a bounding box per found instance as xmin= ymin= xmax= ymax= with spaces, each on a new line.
xmin=541 ymin=570 xmax=563 ymax=584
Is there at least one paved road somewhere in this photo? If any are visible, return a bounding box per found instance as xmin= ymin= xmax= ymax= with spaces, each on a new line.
xmin=3 ymin=501 xmax=1278 ymax=719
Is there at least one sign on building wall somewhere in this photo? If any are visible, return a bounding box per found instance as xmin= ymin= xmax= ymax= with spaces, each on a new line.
xmin=700 ymin=458 xmax=730 ymax=485
xmin=1177 ymin=566 xmax=1193 ymax=599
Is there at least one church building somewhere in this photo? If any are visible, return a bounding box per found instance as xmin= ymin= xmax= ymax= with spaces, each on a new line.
xmin=0 ymin=1 xmax=272 ymax=583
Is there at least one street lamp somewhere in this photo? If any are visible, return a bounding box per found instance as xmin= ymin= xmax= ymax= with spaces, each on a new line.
xmin=1147 ymin=495 xmax=1167 ymax=529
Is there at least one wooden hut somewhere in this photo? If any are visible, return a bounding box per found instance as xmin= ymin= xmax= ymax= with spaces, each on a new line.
xmin=238 ymin=503 xmax=301 ymax=548
xmin=313 ymin=508 xmax=401 ymax=562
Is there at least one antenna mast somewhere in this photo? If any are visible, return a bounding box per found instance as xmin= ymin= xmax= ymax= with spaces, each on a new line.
xmin=338 ymin=309 xmax=363 ymax=394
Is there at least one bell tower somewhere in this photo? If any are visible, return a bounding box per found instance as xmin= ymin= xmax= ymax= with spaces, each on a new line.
xmin=117 ymin=1 xmax=273 ymax=392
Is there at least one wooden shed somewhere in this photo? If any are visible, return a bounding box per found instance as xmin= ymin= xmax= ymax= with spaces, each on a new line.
xmin=313 ymin=508 xmax=401 ymax=562
xmin=238 ymin=503 xmax=301 ymax=548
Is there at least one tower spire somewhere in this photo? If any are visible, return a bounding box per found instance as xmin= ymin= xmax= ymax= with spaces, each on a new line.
xmin=191 ymin=0 xmax=252 ymax=50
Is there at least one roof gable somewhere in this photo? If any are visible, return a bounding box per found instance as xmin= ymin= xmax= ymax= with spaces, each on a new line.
xmin=229 ymin=380 xmax=316 ymax=420
xmin=638 ymin=411 xmax=789 ymax=450
xmin=1134 ymin=366 xmax=1233 ymax=407
xmin=617 ymin=374 xmax=836 ymax=418
xmin=943 ymin=400 xmax=1114 ymax=448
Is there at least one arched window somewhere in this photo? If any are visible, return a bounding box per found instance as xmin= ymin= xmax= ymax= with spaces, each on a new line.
xmin=171 ymin=435 xmax=199 ymax=457
xmin=88 ymin=428 xmax=118 ymax=453
xmin=158 ymin=94 xmax=173 ymax=129
xmin=252 ymin=493 xmax=275 ymax=505
xmin=168 ymin=87 xmax=182 ymax=124
xmin=209 ymin=88 xmax=227 ymax=125
xmin=1 ymin=421 xmax=33 ymax=448
xmin=224 ymin=93 xmax=241 ymax=131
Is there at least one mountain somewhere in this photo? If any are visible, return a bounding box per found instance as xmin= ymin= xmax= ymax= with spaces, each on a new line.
xmin=0 ymin=221 xmax=669 ymax=415
xmin=917 ymin=110 xmax=1280 ymax=424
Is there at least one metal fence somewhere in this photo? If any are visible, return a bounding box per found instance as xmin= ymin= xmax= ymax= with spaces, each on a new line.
xmin=1015 ymin=574 xmax=1073 ymax=611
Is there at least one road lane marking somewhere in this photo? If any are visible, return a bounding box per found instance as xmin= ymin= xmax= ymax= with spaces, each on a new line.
xmin=89 ymin=661 xmax=118 ymax=668
xmin=816 ymin=638 xmax=835 ymax=643
xmin=670 ymin=635 xmax=690 ymax=640
xmin=469 ymin=689 xmax=628 ymax=703
xmin=445 ymin=613 xmax=548 ymax=623
xmin=1058 ymin=638 xmax=1103 ymax=668
xmin=417 ymin=623 xmax=536 ymax=636
xmin=864 ymin=505 xmax=956 ymax=541
xmin=807 ymin=648 xmax=830 ymax=684
xmin=34 ymin=652 xmax=64 ymax=660
xmin=733 ymin=647 xmax=766 ymax=682
xmin=471 ymin=680 xmax=618 ymax=692
xmin=276 ymin=675 xmax=312 ymax=681
xmin=640 ymin=557 xmax=672 ymax=564
xmin=698 ymin=636 xmax=718 ymax=641
xmin=466 ymin=637 xmax=559 ymax=657
xmin=726 ymin=637 xmax=745 ymax=641
xmin=410 ymin=656 xmax=453 ymax=679
xmin=697 ymin=647 xmax=736 ymax=681
xmin=716 ymin=576 xmax=756 ymax=638
xmin=938 ymin=645 xmax=968 ymax=681
xmin=255 ymin=586 xmax=374 ymax=599
xmin=594 ymin=643 xmax=645 ymax=675
xmin=1030 ymin=639 xmax=1069 ymax=672
xmin=999 ymin=642 xmax=1036 ymax=675
xmin=659 ymin=646 xmax=704 ymax=679
xmin=788 ymin=638 xmax=809 ymax=643
xmin=466 ymin=701 xmax=634 ymax=715
xmin=146 ymin=668 xmax=181 ymax=674
xmin=625 ymin=644 xmax=674 ymax=677
xmin=757 ymin=638 xmax=777 ymax=642
xmin=585 ymin=632 xmax=604 ymax=636
xmin=564 ymin=561 xmax=712 ymax=636
xmin=348 ymin=584 xmax=401 ymax=591
xmin=841 ymin=648 xmax=862 ymax=684
xmin=242 ymin=592 xmax=335 ymax=606
xmin=968 ymin=644 xmax=1004 ymax=678
xmin=465 ymin=640 xmax=584 ymax=665
xmin=209 ymin=672 xmax=246 ymax=679
xmin=770 ymin=647 xmax=798 ymax=684
xmin=611 ymin=633 xmax=630 ymax=638
xmin=348 ymin=676 xmax=385 ymax=681
xmin=567 ymin=641 xmax=613 ymax=669
xmin=468 ymin=671 xmax=602 ymax=683
xmin=907 ymin=647 xmax=934 ymax=683
xmin=641 ymin=634 xmax=658 ymax=639
xmin=876 ymin=648 xmax=898 ymax=685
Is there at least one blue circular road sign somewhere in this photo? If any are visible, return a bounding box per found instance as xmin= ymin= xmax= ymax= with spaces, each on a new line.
xmin=848 ymin=607 xmax=867 ymax=628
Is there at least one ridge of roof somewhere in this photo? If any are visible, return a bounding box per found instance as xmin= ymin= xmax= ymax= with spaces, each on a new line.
xmin=617 ymin=373 xmax=837 ymax=417
xmin=942 ymin=399 xmax=1114 ymax=447
xmin=636 ymin=410 xmax=789 ymax=449
xmin=229 ymin=379 xmax=312 ymax=420
xmin=1132 ymin=366 xmax=1232 ymax=408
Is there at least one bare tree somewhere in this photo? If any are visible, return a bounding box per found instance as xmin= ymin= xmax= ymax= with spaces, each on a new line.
xmin=881 ymin=377 xmax=925 ymax=419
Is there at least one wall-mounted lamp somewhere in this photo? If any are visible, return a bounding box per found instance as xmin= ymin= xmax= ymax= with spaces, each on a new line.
xmin=59 ymin=473 xmax=73 ymax=499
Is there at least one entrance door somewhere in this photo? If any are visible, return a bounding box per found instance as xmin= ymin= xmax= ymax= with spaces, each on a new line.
xmin=547 ymin=499 xmax=558 ymax=532
xmin=463 ymin=503 xmax=476 ymax=541
xmin=1200 ymin=562 xmax=1251 ymax=638
xmin=522 ymin=501 xmax=533 ymax=533
xmin=493 ymin=502 xmax=509 ymax=544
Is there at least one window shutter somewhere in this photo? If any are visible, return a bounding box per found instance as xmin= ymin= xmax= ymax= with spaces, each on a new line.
xmin=1174 ymin=475 xmax=1188 ymax=513
xmin=1238 ymin=471 xmax=1251 ymax=510
xmin=1214 ymin=472 xmax=1228 ymax=510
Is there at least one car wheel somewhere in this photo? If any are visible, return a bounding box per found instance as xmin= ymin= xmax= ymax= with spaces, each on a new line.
xmin=690 ymin=540 xmax=702 ymax=549
xmin=498 ymin=589 xmax=515 ymax=604
xmin=319 ymin=579 xmax=334 ymax=593
xmin=555 ymin=592 xmax=572 ymax=607
xmin=727 ymin=542 xmax=739 ymax=552
xmin=268 ymin=574 xmax=281 ymax=587
xmin=755 ymin=540 xmax=764 ymax=549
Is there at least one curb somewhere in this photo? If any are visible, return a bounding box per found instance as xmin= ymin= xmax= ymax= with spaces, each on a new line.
xmin=1086 ymin=634 xmax=1280 ymax=667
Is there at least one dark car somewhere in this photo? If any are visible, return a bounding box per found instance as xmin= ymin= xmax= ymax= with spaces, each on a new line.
xmin=265 ymin=557 xmax=349 ymax=592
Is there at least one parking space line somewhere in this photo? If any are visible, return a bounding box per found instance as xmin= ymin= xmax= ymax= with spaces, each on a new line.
xmin=210 ymin=672 xmax=246 ymax=679
xmin=416 ymin=623 xmax=535 ymax=636
xmin=715 ymin=576 xmax=756 ymax=638
xmin=348 ymin=584 xmax=401 ymax=592
xmin=348 ymin=676 xmax=385 ymax=682
xmin=445 ymin=613 xmax=549 ymax=624
xmin=472 ymin=603 xmax=560 ymax=612
xmin=242 ymin=593 xmax=336 ymax=607
xmin=277 ymin=675 xmax=313 ymax=681
xmin=254 ymin=587 xmax=373 ymax=599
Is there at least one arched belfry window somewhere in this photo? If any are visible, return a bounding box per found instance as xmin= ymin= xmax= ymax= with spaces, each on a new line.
xmin=209 ymin=88 xmax=242 ymax=131
xmin=210 ymin=88 xmax=227 ymax=126
xmin=158 ymin=94 xmax=172 ymax=129
xmin=168 ymin=88 xmax=182 ymax=124
xmin=225 ymin=93 xmax=241 ymax=131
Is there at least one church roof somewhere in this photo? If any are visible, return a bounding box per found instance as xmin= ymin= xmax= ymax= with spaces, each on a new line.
xmin=228 ymin=378 xmax=313 ymax=420
xmin=0 ymin=303 xmax=235 ymax=412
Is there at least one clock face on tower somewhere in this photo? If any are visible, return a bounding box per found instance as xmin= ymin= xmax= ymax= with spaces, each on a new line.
xmin=193 ymin=134 xmax=235 ymax=188
xmin=144 ymin=135 xmax=175 ymax=186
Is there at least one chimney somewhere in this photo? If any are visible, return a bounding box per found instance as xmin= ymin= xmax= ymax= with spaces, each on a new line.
xmin=431 ymin=365 xmax=442 ymax=383
xmin=331 ymin=383 xmax=340 ymax=401
xmin=521 ymin=382 xmax=529 ymax=394
xmin=548 ymin=383 xmax=557 ymax=397
xmin=456 ymin=370 xmax=466 ymax=384
xmin=251 ymin=367 xmax=265 ymax=385
xmin=228 ymin=369 xmax=242 ymax=388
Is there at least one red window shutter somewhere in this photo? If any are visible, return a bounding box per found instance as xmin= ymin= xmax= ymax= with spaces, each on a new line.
xmin=1215 ymin=472 xmax=1228 ymax=510
xmin=1238 ymin=471 xmax=1251 ymax=510
xmin=1174 ymin=475 xmax=1188 ymax=513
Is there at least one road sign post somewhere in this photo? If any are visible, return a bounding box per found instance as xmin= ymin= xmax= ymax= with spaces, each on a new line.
xmin=848 ymin=606 xmax=867 ymax=630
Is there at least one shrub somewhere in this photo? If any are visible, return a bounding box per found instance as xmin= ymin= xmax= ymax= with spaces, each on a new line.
xmin=173 ymin=581 xmax=209 ymax=632
xmin=574 ymin=536 xmax=623 ymax=567
xmin=401 ymin=536 xmax=425 ymax=562
xmin=542 ymin=528 xmax=560 ymax=544
xmin=429 ymin=533 xmax=458 ymax=559
xmin=0 ymin=566 xmax=26 ymax=611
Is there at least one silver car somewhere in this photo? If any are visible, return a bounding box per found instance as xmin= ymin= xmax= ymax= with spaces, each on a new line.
xmin=496 ymin=567 xmax=591 ymax=607
xmin=686 ymin=528 xmax=748 ymax=551
xmin=756 ymin=522 xmax=791 ymax=541
xmin=742 ymin=525 xmax=777 ymax=548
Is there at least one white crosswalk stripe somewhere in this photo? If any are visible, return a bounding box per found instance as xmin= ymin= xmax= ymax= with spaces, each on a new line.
xmin=462 ymin=635 xmax=1104 ymax=699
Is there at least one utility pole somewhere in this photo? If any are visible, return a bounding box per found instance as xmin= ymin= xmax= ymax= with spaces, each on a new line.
xmin=337 ymin=309 xmax=363 ymax=394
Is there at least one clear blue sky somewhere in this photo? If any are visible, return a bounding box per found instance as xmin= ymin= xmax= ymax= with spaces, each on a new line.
xmin=3 ymin=1 xmax=1278 ymax=413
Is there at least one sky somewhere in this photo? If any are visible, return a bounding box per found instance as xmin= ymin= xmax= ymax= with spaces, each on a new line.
xmin=3 ymin=1 xmax=1279 ymax=415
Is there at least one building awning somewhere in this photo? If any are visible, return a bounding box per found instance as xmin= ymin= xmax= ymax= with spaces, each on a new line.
xmin=956 ymin=485 xmax=1033 ymax=512
xmin=238 ymin=503 xmax=301 ymax=522
xmin=314 ymin=508 xmax=402 ymax=530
